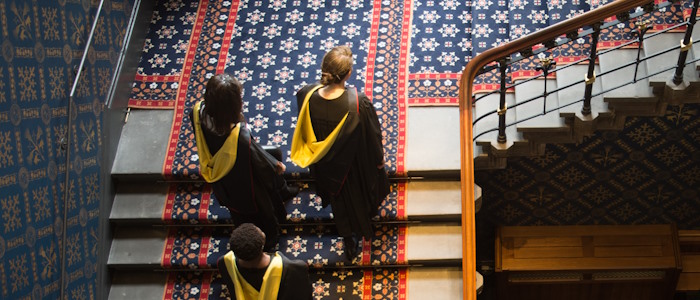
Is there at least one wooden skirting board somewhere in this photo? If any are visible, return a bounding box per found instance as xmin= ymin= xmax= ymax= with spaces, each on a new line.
xmin=677 ymin=230 xmax=700 ymax=291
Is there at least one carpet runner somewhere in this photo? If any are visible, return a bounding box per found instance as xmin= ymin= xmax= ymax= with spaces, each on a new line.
xmin=128 ymin=0 xmax=412 ymax=298
xmin=160 ymin=224 xmax=407 ymax=269
xmin=125 ymin=0 xmax=693 ymax=298
xmin=162 ymin=183 xmax=406 ymax=224
xmin=164 ymin=269 xmax=407 ymax=300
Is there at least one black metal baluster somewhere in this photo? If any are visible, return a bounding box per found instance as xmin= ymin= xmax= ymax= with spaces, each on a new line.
xmin=672 ymin=0 xmax=700 ymax=85
xmin=634 ymin=19 xmax=651 ymax=83
xmin=535 ymin=57 xmax=556 ymax=115
xmin=497 ymin=58 xmax=509 ymax=143
xmin=583 ymin=23 xmax=601 ymax=116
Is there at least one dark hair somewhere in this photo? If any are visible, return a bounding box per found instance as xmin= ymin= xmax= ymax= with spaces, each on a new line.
xmin=203 ymin=74 xmax=243 ymax=135
xmin=320 ymin=45 xmax=353 ymax=85
xmin=229 ymin=223 xmax=265 ymax=261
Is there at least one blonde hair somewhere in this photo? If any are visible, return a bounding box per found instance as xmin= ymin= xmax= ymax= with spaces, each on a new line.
xmin=320 ymin=46 xmax=353 ymax=85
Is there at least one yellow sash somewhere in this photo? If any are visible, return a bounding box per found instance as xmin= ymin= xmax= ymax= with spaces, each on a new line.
xmin=290 ymin=85 xmax=349 ymax=168
xmin=192 ymin=101 xmax=241 ymax=182
xmin=223 ymin=252 xmax=283 ymax=300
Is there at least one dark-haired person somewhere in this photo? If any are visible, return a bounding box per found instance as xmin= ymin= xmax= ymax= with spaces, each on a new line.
xmin=217 ymin=223 xmax=313 ymax=300
xmin=191 ymin=74 xmax=297 ymax=251
xmin=291 ymin=46 xmax=390 ymax=260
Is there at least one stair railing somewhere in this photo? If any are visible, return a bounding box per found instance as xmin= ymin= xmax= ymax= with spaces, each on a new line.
xmin=674 ymin=0 xmax=700 ymax=84
xmin=458 ymin=0 xmax=700 ymax=299
xmin=62 ymin=0 xmax=105 ymax=299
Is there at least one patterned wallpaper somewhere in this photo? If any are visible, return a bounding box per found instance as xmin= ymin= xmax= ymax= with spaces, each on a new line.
xmin=476 ymin=104 xmax=700 ymax=257
xmin=0 ymin=0 xmax=132 ymax=298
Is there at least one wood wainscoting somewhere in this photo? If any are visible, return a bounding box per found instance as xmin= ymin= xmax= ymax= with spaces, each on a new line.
xmin=677 ymin=230 xmax=700 ymax=292
xmin=495 ymin=224 xmax=682 ymax=300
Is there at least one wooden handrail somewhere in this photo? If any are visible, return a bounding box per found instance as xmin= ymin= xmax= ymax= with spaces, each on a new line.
xmin=458 ymin=1 xmax=654 ymax=299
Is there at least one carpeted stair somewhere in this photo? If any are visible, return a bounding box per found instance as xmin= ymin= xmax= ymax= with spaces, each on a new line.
xmin=107 ymin=0 xmax=470 ymax=299
xmin=107 ymin=110 xmax=465 ymax=299
xmin=105 ymin=0 xmax=700 ymax=298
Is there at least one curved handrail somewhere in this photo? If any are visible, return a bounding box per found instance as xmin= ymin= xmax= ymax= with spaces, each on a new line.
xmin=457 ymin=0 xmax=654 ymax=299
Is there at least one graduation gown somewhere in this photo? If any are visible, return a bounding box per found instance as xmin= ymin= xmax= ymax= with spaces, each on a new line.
xmin=216 ymin=251 xmax=313 ymax=300
xmin=294 ymin=84 xmax=390 ymax=240
xmin=190 ymin=103 xmax=287 ymax=250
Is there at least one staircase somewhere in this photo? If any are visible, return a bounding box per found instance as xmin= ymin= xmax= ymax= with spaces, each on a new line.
xmin=105 ymin=0 xmax=475 ymax=298
xmin=106 ymin=110 xmax=471 ymax=299
xmin=102 ymin=0 xmax=700 ymax=299
xmin=471 ymin=1 xmax=700 ymax=169
xmin=464 ymin=1 xmax=700 ymax=298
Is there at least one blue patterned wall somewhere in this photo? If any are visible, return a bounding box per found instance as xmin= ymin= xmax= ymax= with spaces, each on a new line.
xmin=0 ymin=0 xmax=132 ymax=298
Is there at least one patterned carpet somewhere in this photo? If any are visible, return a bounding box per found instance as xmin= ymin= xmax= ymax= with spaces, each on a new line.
xmin=129 ymin=0 xmax=416 ymax=298
xmin=125 ymin=0 xmax=698 ymax=298
xmin=164 ymin=269 xmax=407 ymax=300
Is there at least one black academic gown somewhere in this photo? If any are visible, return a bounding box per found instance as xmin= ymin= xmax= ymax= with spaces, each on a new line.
xmin=216 ymin=252 xmax=313 ymax=300
xmin=190 ymin=107 xmax=287 ymax=251
xmin=295 ymin=84 xmax=390 ymax=240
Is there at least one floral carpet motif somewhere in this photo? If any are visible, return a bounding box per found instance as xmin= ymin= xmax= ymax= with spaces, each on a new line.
xmin=165 ymin=269 xmax=407 ymax=300
xmin=163 ymin=183 xmax=405 ymax=224
xmin=132 ymin=0 xmax=412 ymax=298
xmin=161 ymin=224 xmax=406 ymax=270
xmin=127 ymin=0 xmax=697 ymax=298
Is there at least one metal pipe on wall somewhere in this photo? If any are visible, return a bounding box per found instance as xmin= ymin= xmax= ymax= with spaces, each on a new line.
xmin=62 ymin=0 xmax=105 ymax=299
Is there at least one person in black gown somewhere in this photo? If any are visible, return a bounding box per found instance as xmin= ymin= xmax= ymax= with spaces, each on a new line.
xmin=191 ymin=74 xmax=297 ymax=251
xmin=291 ymin=46 xmax=390 ymax=260
xmin=217 ymin=223 xmax=313 ymax=300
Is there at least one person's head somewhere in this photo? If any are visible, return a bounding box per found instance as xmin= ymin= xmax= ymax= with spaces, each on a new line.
xmin=203 ymin=73 xmax=243 ymax=134
xmin=320 ymin=45 xmax=353 ymax=86
xmin=229 ymin=223 xmax=265 ymax=261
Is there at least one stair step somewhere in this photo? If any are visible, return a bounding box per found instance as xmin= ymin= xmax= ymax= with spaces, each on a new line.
xmin=405 ymin=224 xmax=462 ymax=262
xmin=108 ymin=227 xmax=168 ymax=268
xmin=107 ymin=224 xmax=462 ymax=269
xmin=406 ymin=106 xmax=461 ymax=172
xmin=473 ymin=92 xmax=521 ymax=149
xmin=108 ymin=267 xmax=464 ymax=300
xmin=514 ymin=79 xmax=566 ymax=131
xmin=556 ymin=64 xmax=607 ymax=119
xmin=644 ymin=32 xmax=694 ymax=84
xmin=405 ymin=181 xmax=463 ymax=218
xmin=408 ymin=268 xmax=465 ymax=299
xmin=114 ymin=107 xmax=470 ymax=179
xmin=109 ymin=272 xmax=166 ymax=300
xmin=598 ymin=48 xmax=655 ymax=99
xmin=111 ymin=181 xmax=463 ymax=224
xmin=112 ymin=109 xmax=173 ymax=180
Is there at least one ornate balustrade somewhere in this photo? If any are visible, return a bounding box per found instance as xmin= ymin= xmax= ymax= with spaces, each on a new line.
xmin=458 ymin=0 xmax=699 ymax=298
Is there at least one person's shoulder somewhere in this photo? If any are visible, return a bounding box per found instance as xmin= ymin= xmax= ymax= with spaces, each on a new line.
xmin=297 ymin=83 xmax=323 ymax=96
xmin=216 ymin=253 xmax=228 ymax=269
xmin=357 ymin=92 xmax=375 ymax=108
xmin=277 ymin=252 xmax=309 ymax=268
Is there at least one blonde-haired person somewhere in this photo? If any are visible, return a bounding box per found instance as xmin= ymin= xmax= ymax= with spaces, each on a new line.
xmin=291 ymin=46 xmax=390 ymax=260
